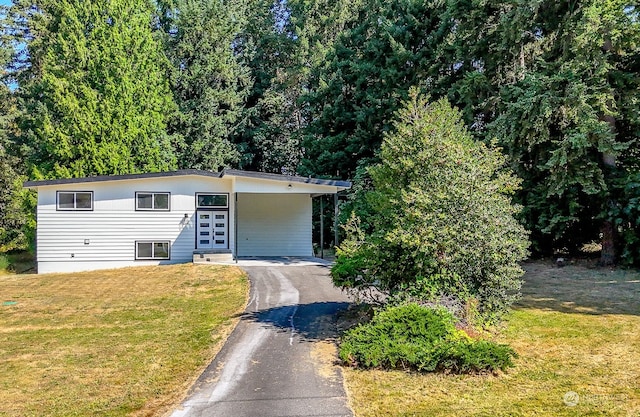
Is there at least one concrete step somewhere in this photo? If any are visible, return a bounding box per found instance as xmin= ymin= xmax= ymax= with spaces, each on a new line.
xmin=193 ymin=250 xmax=233 ymax=263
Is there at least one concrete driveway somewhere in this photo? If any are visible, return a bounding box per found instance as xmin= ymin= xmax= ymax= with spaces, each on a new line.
xmin=169 ymin=261 xmax=353 ymax=417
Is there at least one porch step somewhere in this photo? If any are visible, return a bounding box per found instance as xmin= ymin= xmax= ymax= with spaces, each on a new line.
xmin=193 ymin=249 xmax=233 ymax=264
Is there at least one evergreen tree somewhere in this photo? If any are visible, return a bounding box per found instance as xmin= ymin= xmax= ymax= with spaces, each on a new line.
xmin=160 ymin=0 xmax=251 ymax=171
xmin=18 ymin=0 xmax=176 ymax=179
xmin=0 ymin=12 xmax=33 ymax=251
xmin=459 ymin=1 xmax=640 ymax=261
xmin=332 ymin=92 xmax=529 ymax=322
xmin=236 ymin=0 xmax=360 ymax=174
xmin=302 ymin=0 xmax=450 ymax=179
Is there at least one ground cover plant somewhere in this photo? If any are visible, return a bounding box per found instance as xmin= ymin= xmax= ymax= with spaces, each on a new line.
xmin=0 ymin=264 xmax=248 ymax=417
xmin=342 ymin=261 xmax=640 ymax=416
xmin=339 ymin=304 xmax=516 ymax=373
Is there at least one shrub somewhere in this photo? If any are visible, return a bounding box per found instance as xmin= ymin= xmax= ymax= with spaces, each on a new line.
xmin=339 ymin=304 xmax=517 ymax=373
xmin=332 ymin=91 xmax=529 ymax=323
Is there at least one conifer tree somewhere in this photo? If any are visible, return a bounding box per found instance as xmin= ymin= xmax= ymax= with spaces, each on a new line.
xmin=19 ymin=0 xmax=176 ymax=179
xmin=160 ymin=0 xmax=251 ymax=171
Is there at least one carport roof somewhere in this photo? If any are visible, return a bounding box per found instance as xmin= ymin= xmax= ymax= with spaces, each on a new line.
xmin=23 ymin=169 xmax=352 ymax=189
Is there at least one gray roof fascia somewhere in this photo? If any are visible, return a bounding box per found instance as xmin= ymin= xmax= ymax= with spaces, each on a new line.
xmin=221 ymin=169 xmax=351 ymax=188
xmin=23 ymin=168 xmax=352 ymax=190
xmin=23 ymin=169 xmax=222 ymax=188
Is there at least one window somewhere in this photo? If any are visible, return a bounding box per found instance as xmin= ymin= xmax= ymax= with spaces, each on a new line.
xmin=196 ymin=193 xmax=228 ymax=208
xmin=135 ymin=241 xmax=170 ymax=260
xmin=57 ymin=191 xmax=93 ymax=211
xmin=136 ymin=192 xmax=170 ymax=211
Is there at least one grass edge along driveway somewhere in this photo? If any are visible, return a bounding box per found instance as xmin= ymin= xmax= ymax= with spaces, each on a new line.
xmin=0 ymin=263 xmax=248 ymax=417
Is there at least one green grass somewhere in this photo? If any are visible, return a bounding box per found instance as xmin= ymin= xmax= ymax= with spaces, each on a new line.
xmin=0 ymin=264 xmax=248 ymax=417
xmin=342 ymin=261 xmax=640 ymax=416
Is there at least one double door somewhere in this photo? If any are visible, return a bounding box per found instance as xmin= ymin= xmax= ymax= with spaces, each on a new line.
xmin=196 ymin=210 xmax=228 ymax=249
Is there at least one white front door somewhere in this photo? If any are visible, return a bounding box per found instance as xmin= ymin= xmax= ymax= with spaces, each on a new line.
xmin=197 ymin=210 xmax=228 ymax=249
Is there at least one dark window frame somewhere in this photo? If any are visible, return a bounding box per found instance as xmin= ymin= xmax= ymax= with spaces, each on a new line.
xmin=195 ymin=193 xmax=229 ymax=209
xmin=56 ymin=191 xmax=94 ymax=211
xmin=135 ymin=191 xmax=171 ymax=211
xmin=135 ymin=240 xmax=171 ymax=260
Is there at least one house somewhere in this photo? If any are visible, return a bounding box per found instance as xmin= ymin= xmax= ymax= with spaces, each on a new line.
xmin=24 ymin=169 xmax=351 ymax=274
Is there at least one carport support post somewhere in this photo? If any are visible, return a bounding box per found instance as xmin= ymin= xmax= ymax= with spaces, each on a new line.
xmin=320 ymin=196 xmax=324 ymax=259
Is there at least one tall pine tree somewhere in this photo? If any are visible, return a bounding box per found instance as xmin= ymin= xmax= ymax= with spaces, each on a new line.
xmin=160 ymin=0 xmax=251 ymax=171
xmin=301 ymin=0 xmax=450 ymax=179
xmin=18 ymin=0 xmax=176 ymax=179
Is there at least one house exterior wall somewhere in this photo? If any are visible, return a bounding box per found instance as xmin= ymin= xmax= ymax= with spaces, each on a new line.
xmin=35 ymin=176 xmax=234 ymax=273
xmin=237 ymin=193 xmax=312 ymax=257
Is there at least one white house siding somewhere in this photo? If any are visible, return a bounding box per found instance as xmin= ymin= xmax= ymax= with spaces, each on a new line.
xmin=236 ymin=193 xmax=312 ymax=257
xmin=36 ymin=176 xmax=234 ymax=273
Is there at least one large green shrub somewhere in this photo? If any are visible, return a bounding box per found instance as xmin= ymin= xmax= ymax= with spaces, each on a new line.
xmin=339 ymin=304 xmax=517 ymax=373
xmin=332 ymin=91 xmax=530 ymax=323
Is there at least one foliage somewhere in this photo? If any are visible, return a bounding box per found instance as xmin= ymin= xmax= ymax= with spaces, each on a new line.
xmin=610 ymin=171 xmax=640 ymax=265
xmin=451 ymin=1 xmax=640 ymax=261
xmin=332 ymin=92 xmax=529 ymax=323
xmin=0 ymin=31 xmax=33 ymax=252
xmin=302 ymin=0 xmax=450 ymax=179
xmin=339 ymin=304 xmax=517 ymax=373
xmin=235 ymin=0 xmax=360 ymax=174
xmin=159 ymin=0 xmax=251 ymax=171
xmin=304 ymin=0 xmax=640 ymax=264
xmin=0 ymin=159 xmax=35 ymax=252
xmin=15 ymin=0 xmax=177 ymax=179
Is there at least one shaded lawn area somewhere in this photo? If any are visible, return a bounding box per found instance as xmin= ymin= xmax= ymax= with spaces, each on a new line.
xmin=0 ymin=264 xmax=248 ymax=417
xmin=343 ymin=261 xmax=640 ymax=416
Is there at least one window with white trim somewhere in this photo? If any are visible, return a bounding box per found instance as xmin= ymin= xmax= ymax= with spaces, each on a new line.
xmin=57 ymin=191 xmax=93 ymax=211
xmin=136 ymin=192 xmax=170 ymax=211
xmin=196 ymin=193 xmax=228 ymax=208
xmin=135 ymin=241 xmax=170 ymax=260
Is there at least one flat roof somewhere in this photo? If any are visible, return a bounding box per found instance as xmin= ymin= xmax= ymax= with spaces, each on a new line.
xmin=23 ymin=169 xmax=351 ymax=189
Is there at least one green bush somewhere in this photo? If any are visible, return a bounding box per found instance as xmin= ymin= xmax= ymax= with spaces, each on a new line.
xmin=339 ymin=304 xmax=517 ymax=373
xmin=0 ymin=254 xmax=9 ymax=272
xmin=332 ymin=92 xmax=529 ymax=323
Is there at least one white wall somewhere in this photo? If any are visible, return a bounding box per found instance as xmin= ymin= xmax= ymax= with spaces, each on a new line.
xmin=236 ymin=193 xmax=312 ymax=257
xmin=35 ymin=175 xmax=234 ymax=273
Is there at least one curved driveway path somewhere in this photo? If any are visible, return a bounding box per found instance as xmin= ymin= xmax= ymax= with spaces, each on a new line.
xmin=170 ymin=261 xmax=353 ymax=417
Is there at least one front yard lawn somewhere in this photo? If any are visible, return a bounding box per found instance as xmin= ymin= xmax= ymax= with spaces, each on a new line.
xmin=343 ymin=261 xmax=640 ymax=416
xmin=0 ymin=264 xmax=248 ymax=417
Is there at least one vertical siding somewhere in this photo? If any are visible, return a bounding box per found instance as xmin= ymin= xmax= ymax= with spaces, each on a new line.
xmin=36 ymin=176 xmax=233 ymax=273
xmin=237 ymin=193 xmax=312 ymax=257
